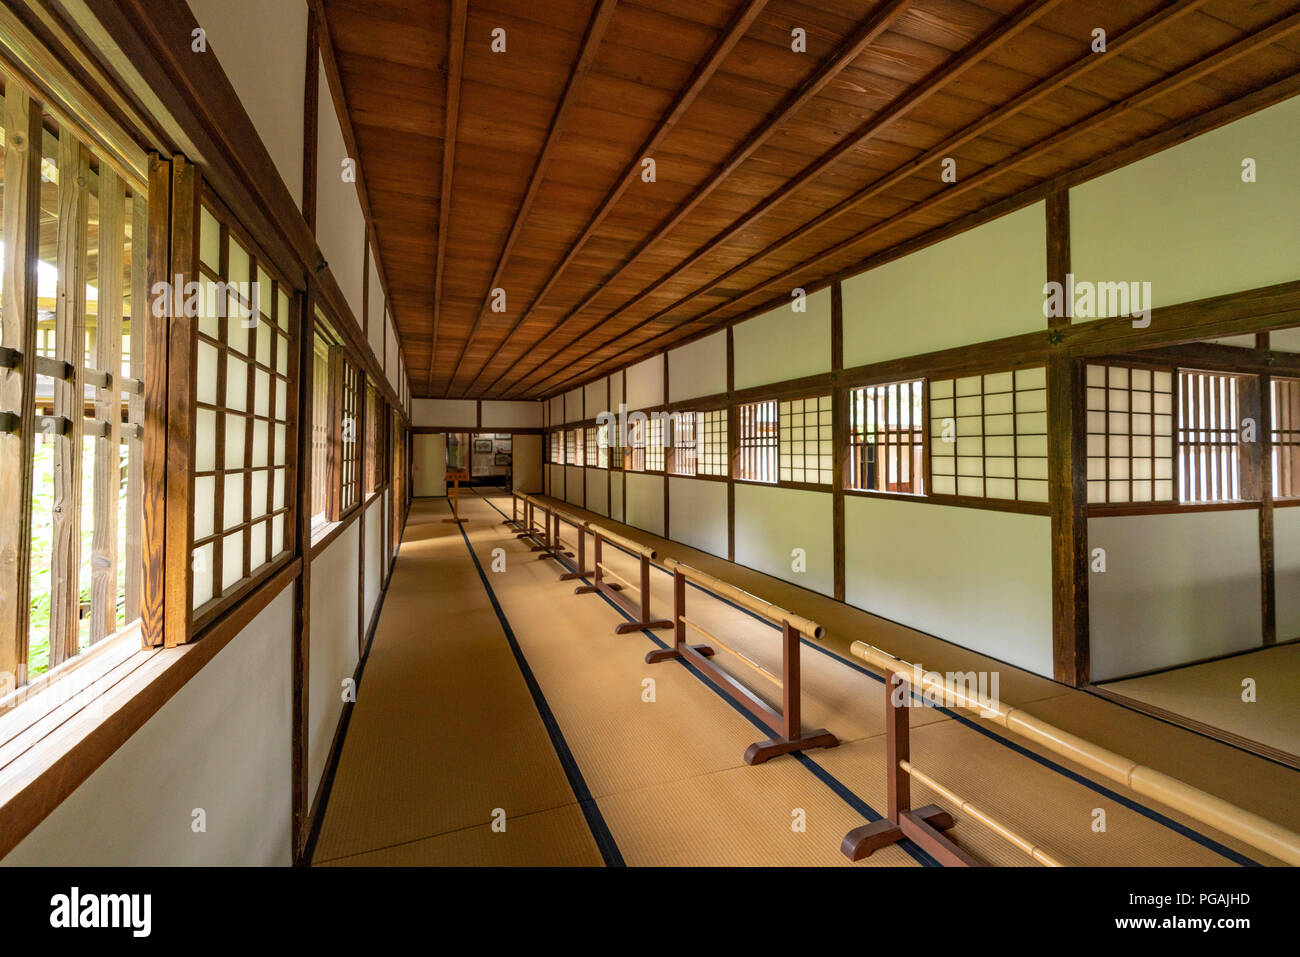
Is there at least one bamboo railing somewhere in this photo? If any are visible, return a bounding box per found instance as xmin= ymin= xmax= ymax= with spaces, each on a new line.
xmin=843 ymin=640 xmax=1300 ymax=868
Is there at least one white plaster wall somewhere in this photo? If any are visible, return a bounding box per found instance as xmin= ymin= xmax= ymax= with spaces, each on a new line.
xmin=411 ymin=398 xmax=476 ymax=428
xmin=412 ymin=433 xmax=446 ymax=497
xmin=1088 ymin=510 xmax=1262 ymax=680
xmin=734 ymin=484 xmax=833 ymax=596
xmin=1276 ymin=506 xmax=1300 ymax=642
xmin=845 ymin=497 xmax=1053 ymax=676
xmin=187 ymin=0 xmax=306 ymax=207
xmin=481 ymin=400 xmax=542 ymax=429
xmin=315 ymin=61 xmax=366 ymax=324
xmin=624 ymin=472 xmax=663 ymax=536
xmin=626 ymin=354 xmax=664 ymax=410
xmin=565 ymin=466 xmax=584 ymax=507
xmin=610 ymin=470 xmax=624 ymax=523
xmin=308 ymin=525 xmax=360 ymax=802
xmin=364 ymin=495 xmax=383 ymax=630
xmin=842 ymin=203 xmax=1046 ymax=367
xmin=669 ymin=477 xmax=728 ymax=558
xmin=669 ymin=331 xmax=727 ymax=402
xmin=733 ymin=288 xmax=831 ymax=390
xmin=586 ymin=469 xmax=609 ymax=516
xmin=1072 ymin=96 xmax=1300 ymax=315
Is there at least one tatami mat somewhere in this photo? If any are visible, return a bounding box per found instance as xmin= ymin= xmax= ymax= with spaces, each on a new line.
xmin=311 ymin=499 xmax=603 ymax=866
xmin=490 ymin=490 xmax=1297 ymax=866
xmin=1098 ymin=643 xmax=1300 ymax=761
xmin=313 ymin=490 xmax=1297 ymax=866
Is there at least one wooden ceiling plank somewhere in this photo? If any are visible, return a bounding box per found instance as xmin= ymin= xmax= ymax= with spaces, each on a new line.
xmin=516 ymin=0 xmax=1218 ymax=397
xmin=460 ymin=0 xmax=772 ymax=397
xmin=424 ymin=0 xmax=467 ymax=392
xmin=481 ymin=0 xmax=918 ymax=396
xmin=440 ymin=0 xmax=620 ymax=396
xmin=534 ymin=8 xmax=1300 ymax=397
xmin=500 ymin=0 xmax=1064 ymax=395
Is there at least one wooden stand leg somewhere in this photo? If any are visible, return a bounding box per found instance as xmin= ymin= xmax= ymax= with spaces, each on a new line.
xmin=442 ymin=477 xmax=468 ymax=524
xmin=743 ymin=619 xmax=838 ymax=764
xmin=645 ymin=569 xmax=714 ymax=661
xmin=613 ymin=554 xmax=671 ymax=633
xmin=559 ymin=525 xmax=588 ymax=580
xmin=840 ymin=672 xmax=970 ymax=864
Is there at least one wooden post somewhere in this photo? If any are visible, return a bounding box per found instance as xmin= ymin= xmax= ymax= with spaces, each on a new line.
xmin=841 ymin=670 xmax=963 ymax=863
xmin=885 ymin=671 xmax=910 ymax=821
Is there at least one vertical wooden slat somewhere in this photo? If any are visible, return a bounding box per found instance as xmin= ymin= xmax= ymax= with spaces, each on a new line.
xmin=90 ymin=164 xmax=125 ymax=641
xmin=1258 ymin=370 xmax=1275 ymax=646
xmin=162 ymin=156 xmax=199 ymax=648
xmin=0 ymin=86 xmax=44 ymax=687
xmin=140 ymin=154 xmax=172 ymax=647
xmin=830 ymin=280 xmax=845 ymax=601
xmin=49 ymin=135 xmax=90 ymax=668
xmin=124 ymin=189 xmax=147 ymax=621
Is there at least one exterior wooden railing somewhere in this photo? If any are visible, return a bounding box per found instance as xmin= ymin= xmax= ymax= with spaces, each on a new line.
xmin=843 ymin=641 xmax=1300 ymax=867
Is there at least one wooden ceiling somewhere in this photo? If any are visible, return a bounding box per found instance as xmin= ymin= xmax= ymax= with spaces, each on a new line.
xmin=320 ymin=0 xmax=1300 ymax=400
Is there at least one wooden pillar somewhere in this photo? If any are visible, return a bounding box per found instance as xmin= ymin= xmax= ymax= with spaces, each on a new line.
xmin=726 ymin=328 xmax=736 ymax=562
xmin=831 ymin=281 xmax=845 ymax=602
xmin=1046 ymin=185 xmax=1088 ymax=686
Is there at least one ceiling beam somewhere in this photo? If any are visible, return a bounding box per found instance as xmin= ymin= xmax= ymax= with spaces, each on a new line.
xmin=482 ymin=0 xmax=917 ymax=397
xmin=523 ymin=0 xmax=1224 ymax=396
xmin=457 ymin=0 xmax=771 ymax=397
xmin=440 ymin=0 xmax=620 ymax=396
xmin=423 ymin=0 xmax=466 ymax=394
xmin=505 ymin=0 xmax=1065 ymax=396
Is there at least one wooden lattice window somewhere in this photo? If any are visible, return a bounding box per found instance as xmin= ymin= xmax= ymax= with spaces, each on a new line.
xmin=931 ymin=368 xmax=1048 ymax=502
xmin=670 ymin=411 xmax=696 ymax=476
xmin=548 ymin=430 xmax=560 ymax=463
xmin=643 ymin=415 xmax=665 ymax=472
xmin=779 ymin=395 xmax=832 ymax=485
xmin=1177 ymin=369 xmax=1243 ymax=504
xmin=1 ymin=92 xmax=151 ymax=685
xmin=192 ymin=199 xmax=296 ymax=618
xmin=1086 ymin=363 xmax=1174 ymax=505
xmin=338 ymin=359 xmax=360 ymax=513
xmin=585 ymin=425 xmax=601 ymax=468
xmin=736 ymin=400 xmax=777 ymax=483
xmin=697 ymin=409 xmax=728 ymax=477
xmin=848 ymin=380 xmax=923 ymax=495
xmin=310 ymin=332 xmax=332 ymax=524
xmin=1272 ymin=376 xmax=1300 ymax=500
xmin=595 ymin=423 xmax=610 ymax=468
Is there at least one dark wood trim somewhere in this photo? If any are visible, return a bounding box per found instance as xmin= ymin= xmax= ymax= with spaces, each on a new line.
xmin=1048 ymin=356 xmax=1089 ymax=686
xmin=831 ymin=281 xmax=845 ymax=602
xmin=291 ymin=283 xmax=315 ymax=864
xmin=301 ymin=2 xmax=319 ymax=232
xmin=726 ymin=327 xmax=735 ymax=562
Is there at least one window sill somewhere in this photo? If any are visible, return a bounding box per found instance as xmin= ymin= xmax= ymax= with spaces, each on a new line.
xmin=0 ymin=560 xmax=300 ymax=860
